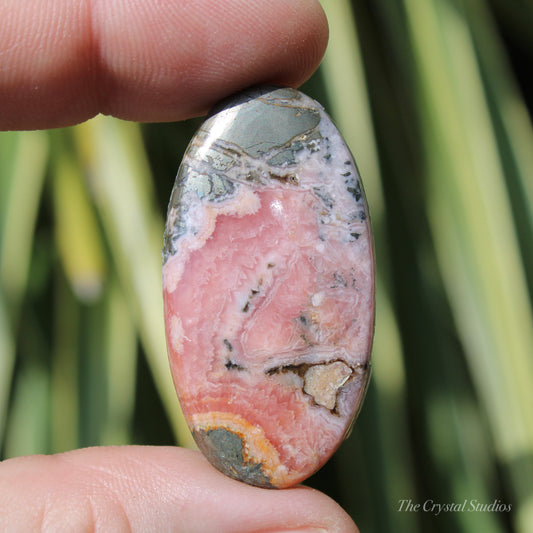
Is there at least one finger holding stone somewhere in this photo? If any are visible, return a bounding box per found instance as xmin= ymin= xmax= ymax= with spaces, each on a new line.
xmin=0 ymin=0 xmax=328 ymax=130
xmin=0 ymin=446 xmax=357 ymax=533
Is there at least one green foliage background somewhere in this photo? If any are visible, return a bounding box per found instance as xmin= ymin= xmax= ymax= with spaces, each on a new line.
xmin=1 ymin=1 xmax=532 ymax=532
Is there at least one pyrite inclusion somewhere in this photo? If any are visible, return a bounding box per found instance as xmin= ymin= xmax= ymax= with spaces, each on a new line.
xmin=163 ymin=86 xmax=375 ymax=488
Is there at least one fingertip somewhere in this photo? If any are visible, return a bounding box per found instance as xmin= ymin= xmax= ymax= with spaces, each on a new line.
xmin=0 ymin=446 xmax=357 ymax=532
xmin=0 ymin=0 xmax=329 ymax=129
xmin=93 ymin=0 xmax=330 ymax=123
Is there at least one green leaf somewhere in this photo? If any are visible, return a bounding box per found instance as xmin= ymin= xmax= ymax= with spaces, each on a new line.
xmin=73 ymin=117 xmax=195 ymax=449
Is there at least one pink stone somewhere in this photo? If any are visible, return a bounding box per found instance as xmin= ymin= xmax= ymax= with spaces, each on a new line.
xmin=163 ymin=86 xmax=375 ymax=488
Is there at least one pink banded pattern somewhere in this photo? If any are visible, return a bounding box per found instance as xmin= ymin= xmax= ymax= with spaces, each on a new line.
xmin=163 ymin=86 xmax=375 ymax=488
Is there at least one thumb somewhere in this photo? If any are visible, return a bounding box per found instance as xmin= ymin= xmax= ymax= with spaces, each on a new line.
xmin=0 ymin=446 xmax=358 ymax=533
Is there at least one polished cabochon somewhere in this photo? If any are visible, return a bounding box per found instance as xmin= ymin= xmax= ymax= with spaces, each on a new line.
xmin=162 ymin=86 xmax=375 ymax=488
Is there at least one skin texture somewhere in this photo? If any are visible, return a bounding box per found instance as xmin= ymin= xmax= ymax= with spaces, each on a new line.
xmin=0 ymin=0 xmax=328 ymax=130
xmin=0 ymin=447 xmax=357 ymax=533
xmin=0 ymin=1 xmax=359 ymax=531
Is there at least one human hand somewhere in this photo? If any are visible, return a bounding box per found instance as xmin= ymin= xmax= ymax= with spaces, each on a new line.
xmin=1 ymin=0 xmax=328 ymax=130
xmin=0 ymin=1 xmax=358 ymax=531
xmin=1 ymin=446 xmax=356 ymax=532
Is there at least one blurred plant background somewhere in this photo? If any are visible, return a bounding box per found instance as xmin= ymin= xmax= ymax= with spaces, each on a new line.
xmin=1 ymin=0 xmax=532 ymax=531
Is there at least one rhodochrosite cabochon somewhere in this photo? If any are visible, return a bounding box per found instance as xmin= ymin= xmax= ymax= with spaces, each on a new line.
xmin=162 ymin=86 xmax=375 ymax=488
